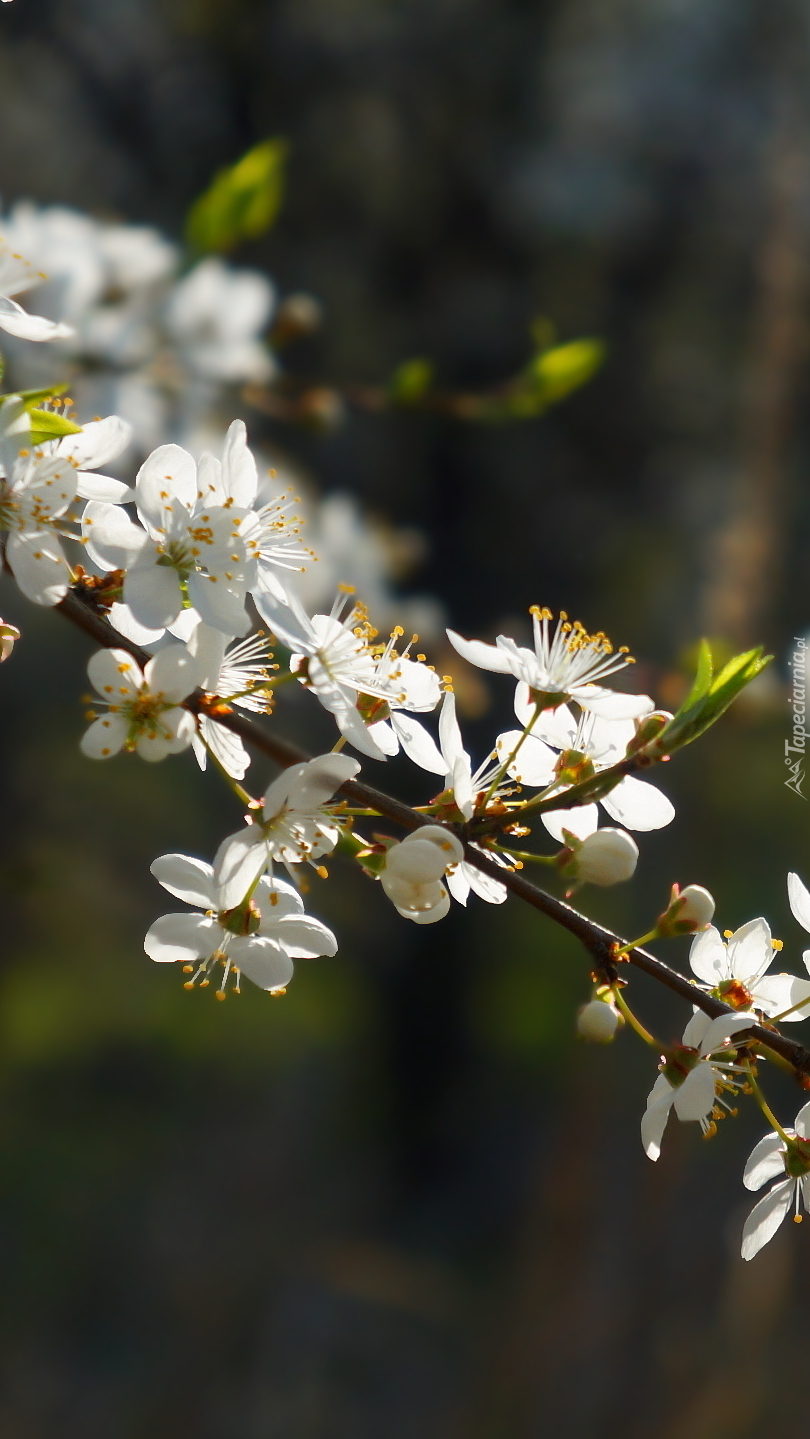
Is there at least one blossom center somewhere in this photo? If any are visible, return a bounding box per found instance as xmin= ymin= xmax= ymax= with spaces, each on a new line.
xmin=716 ymin=978 xmax=753 ymax=1010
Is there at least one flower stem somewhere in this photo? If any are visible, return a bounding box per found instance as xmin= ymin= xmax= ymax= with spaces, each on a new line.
xmin=745 ymin=1063 xmax=792 ymax=1144
xmin=612 ymin=987 xmax=658 ymax=1047
xmin=613 ymin=929 xmax=659 ymax=958
xmin=481 ymin=702 xmax=542 ymax=805
xmin=201 ymin=735 xmax=258 ymax=810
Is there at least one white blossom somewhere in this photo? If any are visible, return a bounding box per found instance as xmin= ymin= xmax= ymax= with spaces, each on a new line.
xmin=214 ymin=753 xmax=360 ymax=909
xmin=164 ymin=257 xmax=276 ymax=384
xmin=690 ymin=918 xmax=810 ymax=1023
xmin=83 ymin=439 xmax=255 ymax=636
xmin=188 ymin=620 xmax=275 ymax=781
xmin=447 ymin=606 xmax=652 ymax=718
xmin=497 ymin=690 xmax=675 ymax=842
xmin=81 ymin=644 xmax=202 ymax=761
xmin=641 ymin=1011 xmax=752 ymax=1161
xmin=145 ymin=855 xmax=337 ymax=998
xmin=254 ymin=586 xmax=413 ymax=759
xmin=432 ymin=691 xmax=511 ymax=906
xmin=741 ymin=1100 xmax=810 ymax=1260
xmin=0 ymin=398 xmax=130 ymax=605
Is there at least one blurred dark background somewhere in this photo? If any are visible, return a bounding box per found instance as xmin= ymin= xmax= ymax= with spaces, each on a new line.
xmin=2 ymin=1 xmax=810 ymax=1435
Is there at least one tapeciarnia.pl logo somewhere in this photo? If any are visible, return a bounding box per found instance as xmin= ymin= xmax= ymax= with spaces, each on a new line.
xmin=786 ymin=637 xmax=807 ymax=799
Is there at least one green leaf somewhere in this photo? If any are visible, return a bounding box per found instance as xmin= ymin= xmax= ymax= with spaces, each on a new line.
xmin=19 ymin=383 xmax=70 ymax=408
xmin=652 ymin=642 xmax=772 ymax=755
xmin=27 ymin=408 xmax=82 ymax=446
xmin=388 ymin=357 xmax=435 ymax=404
xmin=186 ymin=138 xmax=288 ymax=254
xmin=526 ymin=338 xmax=606 ymax=404
xmin=681 ymin=637 xmax=714 ymax=709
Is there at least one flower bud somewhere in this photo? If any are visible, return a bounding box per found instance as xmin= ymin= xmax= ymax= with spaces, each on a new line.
xmin=657 ymin=883 xmax=715 ymax=936
xmin=0 ymin=619 xmax=20 ymax=662
xmin=626 ymin=710 xmax=674 ymax=756
xmin=561 ymin=828 xmax=639 ymax=887
xmin=577 ymin=997 xmax=623 ymax=1043
xmin=385 ymin=838 xmax=448 ymax=885
xmin=380 ymin=826 xmax=463 ymax=923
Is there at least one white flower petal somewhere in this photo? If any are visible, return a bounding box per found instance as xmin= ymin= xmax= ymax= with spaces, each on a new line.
xmin=465 ymin=860 xmax=508 ymax=904
xmin=213 ymin=828 xmax=268 ymax=910
xmin=446 ymin=629 xmax=515 ymax=673
xmin=82 ymin=501 xmax=147 ymax=571
xmin=186 ymin=570 xmax=250 ymax=638
xmin=80 ymin=714 xmax=129 ymax=759
xmin=62 ymin=415 xmax=132 ymax=470
xmin=673 ymin=1062 xmax=717 ymax=1122
xmin=795 ymin=1099 xmax=810 ymax=1139
xmin=221 ymin=419 xmax=258 ymax=507
xmin=150 ymin=853 xmax=215 ymax=909
xmin=135 ymin=443 xmax=197 ymax=527
xmin=600 ymin=775 xmax=675 ymax=831
xmin=76 ymin=474 xmax=134 ymax=504
xmin=198 ymin=714 xmax=250 ymax=781
xmin=87 ymin=647 xmax=141 ymax=697
xmin=496 ymin=731 xmax=557 ymax=787
xmin=681 ymin=1009 xmax=711 ymax=1047
xmin=390 ymin=713 xmax=446 ymax=774
xmin=641 ymin=1077 xmax=675 ymax=1161
xmin=145 ymin=643 xmax=202 ymax=702
xmin=576 ymin=688 xmax=655 ymax=719
xmin=0 ymin=294 xmax=73 ymax=341
xmin=230 ymin=936 xmax=294 ymax=991
xmin=752 ymin=974 xmax=810 ymax=1022
xmin=288 ymin=753 xmax=361 ymax=812
xmin=144 ymin=912 xmax=218 ymax=964
xmin=541 ymin=804 xmax=599 ymax=845
xmin=689 ymin=927 xmax=729 ymax=985
xmin=789 ymin=872 xmax=810 ymax=935
xmin=743 ymin=1132 xmax=787 ymax=1190
xmin=727 ymin=917 xmax=773 ymax=983
xmin=6 ymin=529 xmax=69 ymax=605
xmin=125 ymin=557 xmax=183 ymax=630
xmin=272 ymin=915 xmax=338 ymax=958
xmin=698 ymin=1011 xmax=752 ymax=1053
xmin=741 ymin=1178 xmax=794 ymax=1261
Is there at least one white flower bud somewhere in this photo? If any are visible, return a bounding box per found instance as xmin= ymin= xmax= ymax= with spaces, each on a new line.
xmin=570 ymin=828 xmax=639 ymax=887
xmin=577 ymin=998 xmax=622 ymax=1043
xmin=657 ymin=883 xmax=715 ymax=936
xmin=380 ymin=827 xmax=462 ymax=924
xmin=384 ymin=838 xmax=449 ymax=885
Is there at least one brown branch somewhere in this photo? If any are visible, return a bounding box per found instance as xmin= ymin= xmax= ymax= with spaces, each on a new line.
xmin=55 ymin=588 xmax=810 ymax=1078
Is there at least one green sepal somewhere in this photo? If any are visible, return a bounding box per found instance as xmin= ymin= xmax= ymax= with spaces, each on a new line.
xmin=186 ymin=138 xmax=288 ymax=254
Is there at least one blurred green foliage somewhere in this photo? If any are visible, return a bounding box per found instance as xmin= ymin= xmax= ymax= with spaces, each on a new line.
xmin=185 ymin=138 xmax=288 ymax=254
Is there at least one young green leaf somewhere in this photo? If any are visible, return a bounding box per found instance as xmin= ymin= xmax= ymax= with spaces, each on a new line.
xmin=186 ymin=139 xmax=288 ymax=254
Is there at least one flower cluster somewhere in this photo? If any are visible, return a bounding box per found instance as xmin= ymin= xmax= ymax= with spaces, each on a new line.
xmin=3 ymin=195 xmax=807 ymax=1271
